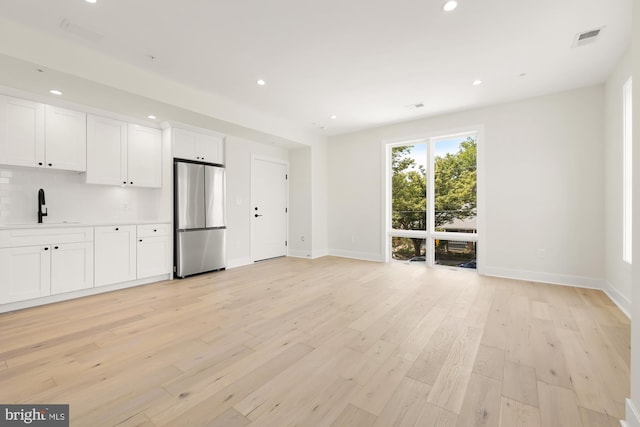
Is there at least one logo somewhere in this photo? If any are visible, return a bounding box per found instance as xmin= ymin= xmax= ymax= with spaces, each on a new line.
xmin=0 ymin=405 xmax=68 ymax=426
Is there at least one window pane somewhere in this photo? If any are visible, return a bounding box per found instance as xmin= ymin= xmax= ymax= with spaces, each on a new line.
xmin=434 ymin=136 xmax=477 ymax=233
xmin=435 ymin=239 xmax=476 ymax=268
xmin=391 ymin=237 xmax=426 ymax=261
xmin=392 ymin=144 xmax=427 ymax=231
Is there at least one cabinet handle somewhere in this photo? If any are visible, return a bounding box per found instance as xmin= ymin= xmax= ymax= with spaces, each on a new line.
xmin=123 ymin=181 xmax=127 ymax=184
xmin=38 ymin=162 xmax=43 ymax=166
xmin=115 ymin=227 xmax=119 ymax=231
xmin=130 ymin=181 xmax=133 ymax=185
xmin=139 ymin=239 xmax=143 ymax=242
xmin=48 ymin=163 xmax=52 ymax=167
xmin=54 ymin=246 xmax=59 ymax=250
xmin=153 ymin=229 xmax=157 ymax=232
xmin=44 ymin=247 xmax=49 ymax=251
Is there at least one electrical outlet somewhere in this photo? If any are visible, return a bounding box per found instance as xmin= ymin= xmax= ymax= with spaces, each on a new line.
xmin=301 ymin=236 xmax=305 ymax=242
xmin=537 ymin=248 xmax=545 ymax=259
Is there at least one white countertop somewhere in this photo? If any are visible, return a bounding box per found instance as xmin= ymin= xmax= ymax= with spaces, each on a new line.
xmin=0 ymin=220 xmax=170 ymax=230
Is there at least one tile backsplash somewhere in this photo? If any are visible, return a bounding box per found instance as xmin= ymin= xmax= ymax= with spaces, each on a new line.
xmin=0 ymin=166 xmax=165 ymax=224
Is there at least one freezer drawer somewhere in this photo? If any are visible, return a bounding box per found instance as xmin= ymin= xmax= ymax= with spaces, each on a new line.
xmin=176 ymin=228 xmax=226 ymax=278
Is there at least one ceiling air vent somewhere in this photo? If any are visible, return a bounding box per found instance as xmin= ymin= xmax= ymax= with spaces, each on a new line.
xmin=572 ymin=27 xmax=604 ymax=48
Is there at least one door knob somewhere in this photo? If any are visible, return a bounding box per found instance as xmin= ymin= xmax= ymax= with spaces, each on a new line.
xmin=254 ymin=214 xmax=263 ymax=217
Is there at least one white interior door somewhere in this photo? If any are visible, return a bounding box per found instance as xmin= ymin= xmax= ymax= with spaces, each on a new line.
xmin=251 ymin=158 xmax=288 ymax=261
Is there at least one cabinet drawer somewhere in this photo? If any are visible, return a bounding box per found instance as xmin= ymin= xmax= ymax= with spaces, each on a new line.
xmin=137 ymin=223 xmax=169 ymax=238
xmin=9 ymin=227 xmax=94 ymax=246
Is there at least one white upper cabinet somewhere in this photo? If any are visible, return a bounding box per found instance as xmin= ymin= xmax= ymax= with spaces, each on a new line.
xmin=86 ymin=118 xmax=161 ymax=188
xmin=128 ymin=124 xmax=162 ymax=188
xmin=0 ymin=95 xmax=45 ymax=167
xmin=86 ymin=115 xmax=128 ymax=185
xmin=0 ymin=96 xmax=86 ymax=171
xmin=45 ymin=105 xmax=87 ymax=171
xmin=173 ymin=128 xmax=224 ymax=164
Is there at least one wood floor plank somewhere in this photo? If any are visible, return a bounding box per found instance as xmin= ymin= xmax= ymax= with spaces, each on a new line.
xmin=0 ymin=257 xmax=628 ymax=427
xmin=455 ymin=373 xmax=502 ymax=427
xmin=331 ymin=404 xmax=377 ymax=427
xmin=415 ymin=403 xmax=458 ymax=426
xmin=349 ymin=355 xmax=412 ymax=416
xmin=426 ymin=326 xmax=483 ymax=414
xmin=502 ymin=360 xmax=539 ymax=407
xmin=537 ymin=381 xmax=583 ymax=427
xmin=499 ymin=397 xmax=540 ymax=427
xmin=372 ymin=377 xmax=431 ymax=427
xmin=472 ymin=344 xmax=504 ymax=381
xmin=578 ymin=406 xmax=622 ymax=427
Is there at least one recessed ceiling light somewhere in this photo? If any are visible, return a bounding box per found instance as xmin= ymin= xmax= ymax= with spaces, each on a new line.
xmin=147 ymin=115 xmax=157 ymax=120
xmin=85 ymin=0 xmax=97 ymax=3
xmin=330 ymin=115 xmax=337 ymax=119
xmin=472 ymin=80 xmax=482 ymax=86
xmin=443 ymin=1 xmax=458 ymax=12
xmin=518 ymin=73 xmax=527 ymax=77
xmin=49 ymin=89 xmax=63 ymax=95
xmin=257 ymin=79 xmax=266 ymax=86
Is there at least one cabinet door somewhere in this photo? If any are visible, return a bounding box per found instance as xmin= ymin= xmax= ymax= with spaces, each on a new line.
xmin=0 ymin=246 xmax=50 ymax=304
xmin=196 ymin=134 xmax=224 ymax=164
xmin=128 ymin=124 xmax=161 ymax=188
xmin=45 ymin=105 xmax=87 ymax=171
xmin=0 ymin=95 xmax=45 ymax=167
xmin=86 ymin=115 xmax=128 ymax=185
xmin=50 ymin=242 xmax=94 ymax=295
xmin=173 ymin=128 xmax=198 ymax=161
xmin=137 ymin=236 xmax=170 ymax=279
xmin=94 ymin=225 xmax=136 ymax=287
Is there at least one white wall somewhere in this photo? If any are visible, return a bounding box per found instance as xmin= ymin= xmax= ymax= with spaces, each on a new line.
xmin=626 ymin=2 xmax=640 ymax=426
xmin=328 ymin=85 xmax=606 ymax=288
xmin=604 ymin=48 xmax=632 ymax=315
xmin=288 ymin=147 xmax=312 ymax=258
xmin=225 ymin=135 xmax=289 ymax=268
xmin=311 ymin=140 xmax=329 ymax=258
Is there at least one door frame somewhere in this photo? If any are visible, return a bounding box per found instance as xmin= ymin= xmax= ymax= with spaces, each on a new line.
xmin=250 ymin=155 xmax=289 ymax=262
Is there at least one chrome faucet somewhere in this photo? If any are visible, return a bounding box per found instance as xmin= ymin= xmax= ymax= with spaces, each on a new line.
xmin=38 ymin=188 xmax=47 ymax=223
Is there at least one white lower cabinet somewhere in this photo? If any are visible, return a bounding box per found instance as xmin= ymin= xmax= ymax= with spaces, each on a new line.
xmin=137 ymin=224 xmax=170 ymax=279
xmin=50 ymin=242 xmax=94 ymax=295
xmin=0 ymin=235 xmax=94 ymax=304
xmin=1 ymin=223 xmax=170 ymax=310
xmin=0 ymin=245 xmax=50 ymax=304
xmin=94 ymin=225 xmax=137 ymax=287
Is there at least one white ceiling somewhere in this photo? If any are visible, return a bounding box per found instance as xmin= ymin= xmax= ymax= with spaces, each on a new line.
xmin=0 ymin=0 xmax=632 ymax=137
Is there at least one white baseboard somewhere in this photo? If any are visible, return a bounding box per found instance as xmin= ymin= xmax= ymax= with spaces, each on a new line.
xmin=328 ymin=248 xmax=384 ymax=262
xmin=481 ymin=266 xmax=605 ymax=290
xmin=603 ymin=281 xmax=631 ymax=319
xmin=288 ymin=250 xmax=312 ymax=259
xmin=227 ymin=257 xmax=253 ymax=269
xmin=311 ymin=248 xmax=330 ymax=259
xmin=624 ymin=398 xmax=640 ymax=427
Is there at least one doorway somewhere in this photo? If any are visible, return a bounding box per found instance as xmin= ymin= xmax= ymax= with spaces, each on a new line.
xmin=251 ymin=157 xmax=288 ymax=261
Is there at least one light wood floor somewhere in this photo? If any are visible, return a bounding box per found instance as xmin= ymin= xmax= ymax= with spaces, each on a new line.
xmin=0 ymin=256 xmax=630 ymax=426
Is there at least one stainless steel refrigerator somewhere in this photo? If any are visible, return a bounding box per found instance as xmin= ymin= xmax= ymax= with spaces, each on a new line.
xmin=174 ymin=160 xmax=226 ymax=278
